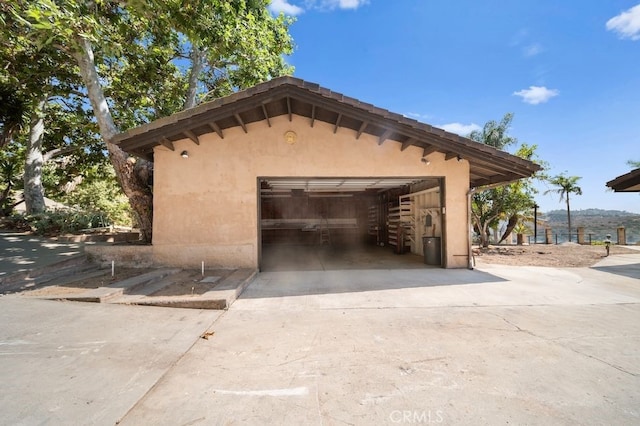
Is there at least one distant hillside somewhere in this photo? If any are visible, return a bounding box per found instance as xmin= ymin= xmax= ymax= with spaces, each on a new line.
xmin=544 ymin=208 xmax=639 ymax=218
xmin=539 ymin=209 xmax=640 ymax=243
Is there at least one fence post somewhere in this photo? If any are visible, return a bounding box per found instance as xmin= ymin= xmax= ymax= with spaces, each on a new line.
xmin=577 ymin=227 xmax=585 ymax=245
xmin=617 ymin=227 xmax=626 ymax=245
xmin=545 ymin=228 xmax=552 ymax=244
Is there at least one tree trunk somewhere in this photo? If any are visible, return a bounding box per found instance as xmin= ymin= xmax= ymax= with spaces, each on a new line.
xmin=23 ymin=93 xmax=47 ymax=214
xmin=566 ymin=195 xmax=571 ymax=243
xmin=72 ymin=37 xmax=153 ymax=242
xmin=480 ymin=222 xmax=490 ymax=248
xmin=184 ymin=45 xmax=206 ymax=110
xmin=498 ymin=214 xmax=518 ymax=244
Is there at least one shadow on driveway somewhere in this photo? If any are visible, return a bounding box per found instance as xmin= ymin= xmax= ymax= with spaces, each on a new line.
xmin=0 ymin=232 xmax=84 ymax=280
xmin=591 ymin=262 xmax=640 ymax=280
xmin=242 ymin=268 xmax=505 ymax=299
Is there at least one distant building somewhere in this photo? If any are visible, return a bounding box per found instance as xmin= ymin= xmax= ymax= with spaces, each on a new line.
xmin=607 ymin=168 xmax=640 ymax=192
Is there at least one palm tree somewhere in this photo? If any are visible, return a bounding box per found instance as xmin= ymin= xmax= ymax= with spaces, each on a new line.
xmin=545 ymin=174 xmax=582 ymax=242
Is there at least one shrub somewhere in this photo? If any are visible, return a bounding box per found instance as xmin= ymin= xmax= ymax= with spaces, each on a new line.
xmin=3 ymin=209 xmax=110 ymax=236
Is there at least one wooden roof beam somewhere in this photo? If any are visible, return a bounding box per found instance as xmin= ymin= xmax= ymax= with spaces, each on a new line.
xmin=356 ymin=121 xmax=368 ymax=139
xmin=234 ymin=113 xmax=248 ymax=133
xmin=261 ymin=103 xmax=271 ymax=127
xmin=286 ymin=97 xmax=292 ymax=122
xmin=378 ymin=129 xmax=392 ymax=145
xmin=183 ymin=129 xmax=200 ymax=145
xmin=310 ymin=104 xmax=316 ymax=127
xmin=445 ymin=152 xmax=461 ymax=161
xmin=208 ymin=121 xmax=224 ymax=139
xmin=333 ymin=114 xmax=342 ymax=134
xmin=159 ymin=137 xmax=175 ymax=151
xmin=401 ymin=138 xmax=415 ymax=151
xmin=422 ymin=145 xmax=437 ymax=157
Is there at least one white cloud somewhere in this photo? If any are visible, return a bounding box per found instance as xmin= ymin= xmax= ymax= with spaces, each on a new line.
xmin=269 ymin=0 xmax=304 ymax=16
xmin=309 ymin=0 xmax=369 ymax=11
xmin=436 ymin=122 xmax=481 ymax=136
xmin=606 ymin=4 xmax=640 ymax=40
xmin=333 ymin=0 xmax=367 ymax=9
xmin=523 ymin=43 xmax=543 ymax=57
xmin=513 ymin=86 xmax=559 ymax=105
xmin=405 ymin=112 xmax=432 ymax=121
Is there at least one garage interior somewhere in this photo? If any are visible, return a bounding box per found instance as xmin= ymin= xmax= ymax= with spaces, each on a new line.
xmin=259 ymin=177 xmax=444 ymax=271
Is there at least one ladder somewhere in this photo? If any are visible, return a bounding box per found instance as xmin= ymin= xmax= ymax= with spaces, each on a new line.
xmin=320 ymin=219 xmax=331 ymax=245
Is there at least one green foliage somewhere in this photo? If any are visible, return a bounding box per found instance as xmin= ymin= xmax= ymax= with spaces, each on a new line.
xmin=545 ymin=173 xmax=582 ymax=202
xmin=469 ymin=113 xmax=545 ymax=246
xmin=4 ymin=210 xmax=108 ymax=235
xmin=59 ymin=165 xmax=133 ymax=227
xmin=545 ymin=173 xmax=582 ymax=242
xmin=4 ymin=0 xmax=295 ymax=240
xmin=0 ymin=143 xmax=24 ymax=215
xmin=627 ymin=159 xmax=640 ymax=169
xmin=468 ymin=113 xmax=517 ymax=149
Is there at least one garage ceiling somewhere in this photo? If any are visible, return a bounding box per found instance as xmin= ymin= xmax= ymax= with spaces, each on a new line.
xmin=261 ymin=177 xmax=424 ymax=193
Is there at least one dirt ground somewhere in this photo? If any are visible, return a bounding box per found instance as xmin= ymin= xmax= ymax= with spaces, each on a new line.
xmin=24 ymin=268 xmax=156 ymax=296
xmin=473 ymin=243 xmax=638 ymax=267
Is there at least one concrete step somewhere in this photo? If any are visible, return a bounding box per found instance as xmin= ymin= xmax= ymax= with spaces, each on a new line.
xmin=35 ymin=268 xmax=109 ymax=288
xmin=129 ymin=268 xmax=257 ymax=310
xmin=60 ymin=269 xmax=181 ymax=303
xmin=111 ymin=276 xmax=180 ymax=304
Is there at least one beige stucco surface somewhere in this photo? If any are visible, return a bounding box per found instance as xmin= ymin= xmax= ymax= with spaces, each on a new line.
xmin=151 ymin=115 xmax=470 ymax=268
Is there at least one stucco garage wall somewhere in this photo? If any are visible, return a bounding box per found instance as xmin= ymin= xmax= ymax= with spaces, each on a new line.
xmin=151 ymin=115 xmax=470 ymax=268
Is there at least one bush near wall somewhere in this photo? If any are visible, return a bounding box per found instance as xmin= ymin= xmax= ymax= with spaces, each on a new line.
xmin=3 ymin=210 xmax=109 ymax=236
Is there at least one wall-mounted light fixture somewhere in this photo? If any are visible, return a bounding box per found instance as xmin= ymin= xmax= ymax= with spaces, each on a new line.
xmin=421 ymin=157 xmax=431 ymax=165
xmin=284 ymin=130 xmax=297 ymax=145
xmin=457 ymin=155 xmax=463 ymax=162
xmin=180 ymin=150 xmax=189 ymax=158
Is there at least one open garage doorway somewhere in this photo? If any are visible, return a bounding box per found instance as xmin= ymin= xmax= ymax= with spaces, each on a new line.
xmin=258 ymin=177 xmax=444 ymax=271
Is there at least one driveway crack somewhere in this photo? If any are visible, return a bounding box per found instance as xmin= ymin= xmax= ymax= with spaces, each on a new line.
xmin=489 ymin=312 xmax=638 ymax=377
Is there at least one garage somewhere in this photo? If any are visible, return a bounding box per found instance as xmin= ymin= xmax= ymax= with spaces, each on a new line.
xmin=113 ymin=76 xmax=540 ymax=270
xmin=259 ymin=177 xmax=443 ymax=271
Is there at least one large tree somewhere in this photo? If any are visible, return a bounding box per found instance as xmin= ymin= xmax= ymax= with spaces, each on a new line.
xmin=545 ymin=173 xmax=582 ymax=242
xmin=1 ymin=4 xmax=105 ymax=214
xmin=469 ymin=114 xmax=544 ymax=247
xmin=8 ymin=0 xmax=294 ymax=241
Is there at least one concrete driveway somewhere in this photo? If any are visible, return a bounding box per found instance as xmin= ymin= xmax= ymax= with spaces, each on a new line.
xmin=0 ymin=232 xmax=85 ymax=280
xmin=1 ymin=252 xmax=639 ymax=425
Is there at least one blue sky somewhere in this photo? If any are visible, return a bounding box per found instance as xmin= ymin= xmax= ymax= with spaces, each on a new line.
xmin=269 ymin=0 xmax=640 ymax=214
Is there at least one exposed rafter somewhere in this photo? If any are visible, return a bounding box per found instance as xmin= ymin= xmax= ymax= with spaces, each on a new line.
xmin=159 ymin=137 xmax=175 ymax=151
xmin=234 ymin=113 xmax=248 ymax=133
xmin=310 ymin=104 xmax=316 ymax=127
xmin=445 ymin=152 xmax=460 ymax=161
xmin=378 ymin=129 xmax=392 ymax=146
xmin=333 ymin=114 xmax=342 ymax=134
xmin=356 ymin=121 xmax=368 ymax=140
xmin=261 ymin=103 xmax=271 ymax=127
xmin=422 ymin=145 xmax=437 ymax=157
xmin=208 ymin=122 xmax=224 ymax=139
xmin=183 ymin=130 xmax=200 ymax=145
xmin=286 ymin=97 xmax=292 ymax=122
xmin=401 ymin=138 xmax=415 ymax=151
